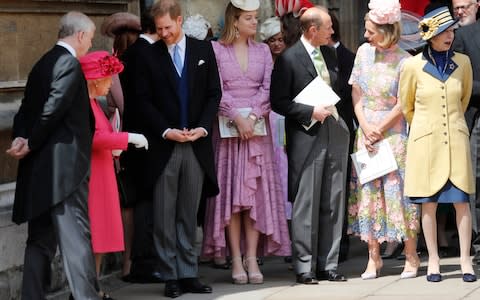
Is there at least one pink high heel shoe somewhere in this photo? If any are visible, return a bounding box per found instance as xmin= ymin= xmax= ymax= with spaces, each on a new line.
xmin=231 ymin=257 xmax=247 ymax=284
xmin=244 ymin=256 xmax=264 ymax=284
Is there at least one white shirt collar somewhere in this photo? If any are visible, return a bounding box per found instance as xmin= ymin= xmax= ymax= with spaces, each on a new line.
xmin=301 ymin=35 xmax=317 ymax=58
xmin=56 ymin=41 xmax=76 ymax=57
xmin=140 ymin=34 xmax=156 ymax=45
xmin=167 ymin=33 xmax=186 ymax=53
xmin=332 ymin=41 xmax=340 ymax=49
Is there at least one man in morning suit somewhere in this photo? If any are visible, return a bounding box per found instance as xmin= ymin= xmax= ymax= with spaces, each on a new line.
xmin=134 ymin=0 xmax=221 ymax=297
xmin=117 ymin=10 xmax=165 ymax=284
xmin=6 ymin=11 xmax=99 ymax=300
xmin=452 ymin=16 xmax=480 ymax=265
xmin=270 ymin=6 xmax=350 ymax=284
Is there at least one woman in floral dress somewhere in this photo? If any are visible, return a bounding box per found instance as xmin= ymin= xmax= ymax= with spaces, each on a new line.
xmin=347 ymin=0 xmax=420 ymax=280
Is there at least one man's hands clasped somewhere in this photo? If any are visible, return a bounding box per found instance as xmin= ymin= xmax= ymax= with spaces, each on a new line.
xmin=165 ymin=128 xmax=206 ymax=143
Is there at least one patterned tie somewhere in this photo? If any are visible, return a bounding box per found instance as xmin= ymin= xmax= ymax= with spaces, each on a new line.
xmin=312 ymin=48 xmax=338 ymax=120
xmin=313 ymin=48 xmax=330 ymax=86
xmin=173 ymin=44 xmax=183 ymax=76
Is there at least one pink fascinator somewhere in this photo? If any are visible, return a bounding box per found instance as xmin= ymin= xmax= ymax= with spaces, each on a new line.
xmin=368 ymin=0 xmax=402 ymax=25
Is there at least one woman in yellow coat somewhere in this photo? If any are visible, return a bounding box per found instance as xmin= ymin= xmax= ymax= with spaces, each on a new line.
xmin=399 ymin=6 xmax=476 ymax=283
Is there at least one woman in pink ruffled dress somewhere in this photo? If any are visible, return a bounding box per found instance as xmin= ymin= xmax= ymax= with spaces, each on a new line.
xmin=202 ymin=0 xmax=290 ymax=285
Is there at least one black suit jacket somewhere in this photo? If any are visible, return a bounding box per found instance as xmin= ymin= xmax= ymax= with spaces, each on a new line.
xmin=270 ymin=40 xmax=340 ymax=201
xmin=12 ymin=45 xmax=93 ymax=224
xmin=453 ymin=21 xmax=480 ymax=131
xmin=120 ymin=37 xmax=152 ymax=134
xmin=118 ymin=37 xmax=152 ymax=193
xmin=135 ymin=37 xmax=221 ymax=197
xmin=334 ymin=42 xmax=356 ymax=134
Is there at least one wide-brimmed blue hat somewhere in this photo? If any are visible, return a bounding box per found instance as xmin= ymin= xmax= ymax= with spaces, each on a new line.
xmin=418 ymin=6 xmax=458 ymax=40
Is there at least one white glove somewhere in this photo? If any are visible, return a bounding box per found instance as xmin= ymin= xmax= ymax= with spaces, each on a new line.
xmin=112 ymin=149 xmax=123 ymax=156
xmin=128 ymin=133 xmax=148 ymax=150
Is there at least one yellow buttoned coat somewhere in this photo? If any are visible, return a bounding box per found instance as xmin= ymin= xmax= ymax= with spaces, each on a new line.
xmin=399 ymin=51 xmax=474 ymax=197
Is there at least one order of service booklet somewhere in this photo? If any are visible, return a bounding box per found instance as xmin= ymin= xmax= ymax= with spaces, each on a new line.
xmin=293 ymin=76 xmax=340 ymax=130
xmin=350 ymin=139 xmax=398 ymax=185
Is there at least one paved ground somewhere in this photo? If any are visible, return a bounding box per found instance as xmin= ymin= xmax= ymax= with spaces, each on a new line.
xmin=101 ymin=237 xmax=480 ymax=300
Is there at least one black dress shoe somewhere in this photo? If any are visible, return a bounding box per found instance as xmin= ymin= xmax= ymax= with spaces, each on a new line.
xmin=295 ymin=272 xmax=318 ymax=284
xmin=123 ymin=271 xmax=165 ymax=283
xmin=317 ymin=270 xmax=347 ymax=282
xmin=179 ymin=278 xmax=212 ymax=293
xmin=463 ymin=273 xmax=477 ymax=282
xmin=426 ymin=273 xmax=442 ymax=282
xmin=164 ymin=280 xmax=182 ymax=298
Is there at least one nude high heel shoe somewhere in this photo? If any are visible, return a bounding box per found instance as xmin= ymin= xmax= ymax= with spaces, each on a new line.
xmin=361 ymin=258 xmax=383 ymax=280
xmin=244 ymin=256 xmax=264 ymax=284
xmin=231 ymin=257 xmax=247 ymax=284
xmin=400 ymin=253 xmax=420 ymax=279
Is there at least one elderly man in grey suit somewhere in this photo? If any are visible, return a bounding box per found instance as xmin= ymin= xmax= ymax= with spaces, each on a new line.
xmin=6 ymin=11 xmax=99 ymax=300
xmin=453 ymin=14 xmax=480 ymax=265
xmin=270 ymin=6 xmax=349 ymax=284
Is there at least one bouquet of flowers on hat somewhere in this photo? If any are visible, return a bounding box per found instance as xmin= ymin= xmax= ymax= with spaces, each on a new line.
xmin=275 ymin=0 xmax=314 ymax=17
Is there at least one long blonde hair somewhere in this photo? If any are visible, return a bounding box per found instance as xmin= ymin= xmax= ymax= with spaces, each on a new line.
xmin=220 ymin=3 xmax=244 ymax=45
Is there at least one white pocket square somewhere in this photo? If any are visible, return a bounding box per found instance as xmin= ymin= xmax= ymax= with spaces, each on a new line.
xmin=198 ymin=59 xmax=205 ymax=66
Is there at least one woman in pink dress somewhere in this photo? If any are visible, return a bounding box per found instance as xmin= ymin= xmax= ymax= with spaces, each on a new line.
xmin=79 ymin=51 xmax=148 ymax=298
xmin=202 ymin=0 xmax=290 ymax=285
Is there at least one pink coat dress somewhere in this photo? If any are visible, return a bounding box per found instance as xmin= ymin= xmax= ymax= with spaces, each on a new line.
xmin=88 ymin=98 xmax=129 ymax=253
xmin=202 ymin=40 xmax=291 ymax=257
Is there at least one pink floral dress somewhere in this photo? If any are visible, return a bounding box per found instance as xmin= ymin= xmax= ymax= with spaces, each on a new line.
xmin=347 ymin=43 xmax=419 ymax=242
xmin=202 ymin=40 xmax=291 ymax=257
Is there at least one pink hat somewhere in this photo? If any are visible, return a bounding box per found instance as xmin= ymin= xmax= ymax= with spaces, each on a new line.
xmin=80 ymin=51 xmax=124 ymax=80
xmin=368 ymin=0 xmax=402 ymax=25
